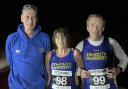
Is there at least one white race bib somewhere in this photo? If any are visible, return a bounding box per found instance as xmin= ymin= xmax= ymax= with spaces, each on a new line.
xmin=52 ymin=70 xmax=72 ymax=89
xmin=89 ymin=69 xmax=110 ymax=89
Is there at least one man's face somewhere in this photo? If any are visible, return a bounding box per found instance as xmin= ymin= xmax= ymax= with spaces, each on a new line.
xmin=87 ymin=17 xmax=104 ymax=39
xmin=21 ymin=9 xmax=37 ymax=32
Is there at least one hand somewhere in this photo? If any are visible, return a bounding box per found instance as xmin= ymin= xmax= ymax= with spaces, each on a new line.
xmin=113 ymin=67 xmax=121 ymax=76
xmin=107 ymin=68 xmax=121 ymax=79
xmin=80 ymin=69 xmax=91 ymax=79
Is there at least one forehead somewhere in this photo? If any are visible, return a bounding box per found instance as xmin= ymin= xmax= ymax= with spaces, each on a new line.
xmin=88 ymin=17 xmax=103 ymax=24
xmin=55 ymin=32 xmax=64 ymax=36
xmin=22 ymin=9 xmax=37 ymax=16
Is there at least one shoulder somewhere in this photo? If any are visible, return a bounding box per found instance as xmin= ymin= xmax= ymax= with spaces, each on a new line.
xmin=40 ymin=32 xmax=50 ymax=39
xmin=76 ymin=40 xmax=84 ymax=51
xmin=45 ymin=51 xmax=52 ymax=60
xmin=76 ymin=40 xmax=84 ymax=48
xmin=39 ymin=32 xmax=50 ymax=44
xmin=74 ymin=48 xmax=80 ymax=53
xmin=6 ymin=32 xmax=19 ymax=42
xmin=76 ymin=40 xmax=84 ymax=46
xmin=108 ymin=37 xmax=119 ymax=45
xmin=46 ymin=51 xmax=52 ymax=55
xmin=38 ymin=32 xmax=50 ymax=45
xmin=73 ymin=48 xmax=81 ymax=57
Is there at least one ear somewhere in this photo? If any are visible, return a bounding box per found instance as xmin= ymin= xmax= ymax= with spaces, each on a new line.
xmin=21 ymin=15 xmax=23 ymax=23
xmin=36 ymin=16 xmax=39 ymax=23
xmin=87 ymin=26 xmax=89 ymax=32
xmin=102 ymin=27 xmax=105 ymax=31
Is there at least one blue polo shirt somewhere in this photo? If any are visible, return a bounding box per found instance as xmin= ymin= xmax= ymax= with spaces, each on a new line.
xmin=6 ymin=24 xmax=50 ymax=89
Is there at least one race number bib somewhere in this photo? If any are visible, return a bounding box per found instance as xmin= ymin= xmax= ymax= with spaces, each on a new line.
xmin=89 ymin=69 xmax=110 ymax=89
xmin=52 ymin=70 xmax=72 ymax=89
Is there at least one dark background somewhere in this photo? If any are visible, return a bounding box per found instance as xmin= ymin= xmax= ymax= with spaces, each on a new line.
xmin=0 ymin=0 xmax=128 ymax=88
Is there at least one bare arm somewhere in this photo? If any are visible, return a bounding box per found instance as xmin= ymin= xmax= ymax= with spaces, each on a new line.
xmin=74 ymin=48 xmax=84 ymax=68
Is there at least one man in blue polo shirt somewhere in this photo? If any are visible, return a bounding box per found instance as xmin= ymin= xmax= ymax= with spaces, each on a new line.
xmin=5 ymin=4 xmax=50 ymax=89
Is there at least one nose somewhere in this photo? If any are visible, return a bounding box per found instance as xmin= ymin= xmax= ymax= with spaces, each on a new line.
xmin=92 ymin=24 xmax=99 ymax=31
xmin=28 ymin=17 xmax=33 ymax=24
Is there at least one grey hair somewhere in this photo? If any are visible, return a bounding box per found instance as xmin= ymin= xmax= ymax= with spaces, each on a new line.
xmin=22 ymin=4 xmax=38 ymax=15
xmin=86 ymin=14 xmax=106 ymax=27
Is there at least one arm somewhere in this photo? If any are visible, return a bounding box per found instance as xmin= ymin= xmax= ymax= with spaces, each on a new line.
xmin=45 ymin=51 xmax=52 ymax=87
xmin=5 ymin=35 xmax=12 ymax=68
xmin=74 ymin=48 xmax=84 ymax=68
xmin=76 ymin=42 xmax=91 ymax=79
xmin=73 ymin=48 xmax=83 ymax=86
xmin=109 ymin=37 xmax=128 ymax=72
xmin=106 ymin=38 xmax=128 ymax=78
xmin=44 ymin=35 xmax=51 ymax=54
xmin=76 ymin=41 xmax=84 ymax=52
xmin=74 ymin=48 xmax=90 ymax=79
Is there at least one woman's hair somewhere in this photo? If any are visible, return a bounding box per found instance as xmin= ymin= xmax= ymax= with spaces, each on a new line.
xmin=52 ymin=27 xmax=70 ymax=48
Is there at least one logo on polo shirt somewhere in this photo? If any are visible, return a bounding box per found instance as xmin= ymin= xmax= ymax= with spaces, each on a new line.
xmin=39 ymin=48 xmax=45 ymax=54
xmin=15 ymin=49 xmax=21 ymax=54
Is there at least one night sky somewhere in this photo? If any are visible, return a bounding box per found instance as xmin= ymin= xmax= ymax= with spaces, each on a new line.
xmin=0 ymin=1 xmax=128 ymax=47
xmin=0 ymin=0 xmax=128 ymax=88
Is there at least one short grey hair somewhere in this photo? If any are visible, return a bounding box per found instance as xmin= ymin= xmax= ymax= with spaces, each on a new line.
xmin=22 ymin=4 xmax=38 ymax=15
xmin=86 ymin=14 xmax=106 ymax=27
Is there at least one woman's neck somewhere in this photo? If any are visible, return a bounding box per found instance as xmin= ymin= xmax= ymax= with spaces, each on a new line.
xmin=56 ymin=48 xmax=69 ymax=57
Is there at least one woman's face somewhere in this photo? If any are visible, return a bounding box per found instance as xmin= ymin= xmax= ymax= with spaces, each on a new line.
xmin=54 ymin=32 xmax=67 ymax=49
